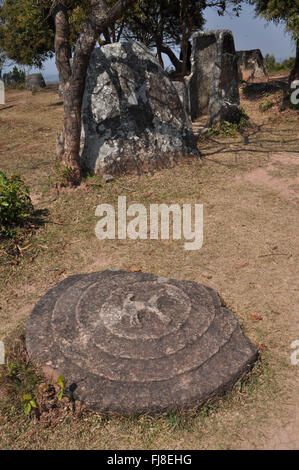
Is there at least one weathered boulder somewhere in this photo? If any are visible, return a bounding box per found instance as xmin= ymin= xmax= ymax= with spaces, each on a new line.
xmin=26 ymin=73 xmax=46 ymax=90
xmin=26 ymin=270 xmax=258 ymax=415
xmin=188 ymin=30 xmax=241 ymax=126
xmin=237 ymin=49 xmax=268 ymax=82
xmin=0 ymin=80 xmax=4 ymax=105
xmin=80 ymin=41 xmax=199 ymax=177
xmin=172 ymin=80 xmax=191 ymax=117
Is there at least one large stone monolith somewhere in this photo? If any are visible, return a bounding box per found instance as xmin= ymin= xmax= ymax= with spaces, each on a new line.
xmin=26 ymin=73 xmax=46 ymax=90
xmin=237 ymin=49 xmax=268 ymax=82
xmin=188 ymin=30 xmax=241 ymax=126
xmin=80 ymin=42 xmax=199 ymax=177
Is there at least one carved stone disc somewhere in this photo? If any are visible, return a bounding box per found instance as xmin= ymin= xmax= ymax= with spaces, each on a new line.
xmin=26 ymin=270 xmax=258 ymax=414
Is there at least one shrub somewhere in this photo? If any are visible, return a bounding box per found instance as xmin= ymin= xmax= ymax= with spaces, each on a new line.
xmin=2 ymin=66 xmax=26 ymax=89
xmin=0 ymin=171 xmax=33 ymax=238
xmin=259 ymin=99 xmax=274 ymax=112
xmin=265 ymin=54 xmax=295 ymax=73
xmin=207 ymin=109 xmax=249 ymax=138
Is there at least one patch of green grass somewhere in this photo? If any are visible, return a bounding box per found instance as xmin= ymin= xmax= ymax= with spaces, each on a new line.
xmin=259 ymin=99 xmax=274 ymax=112
xmin=207 ymin=117 xmax=248 ymax=138
xmin=0 ymin=171 xmax=34 ymax=238
xmin=0 ymin=329 xmax=41 ymax=419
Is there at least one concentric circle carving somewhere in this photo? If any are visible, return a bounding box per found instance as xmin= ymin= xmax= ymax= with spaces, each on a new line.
xmin=26 ymin=270 xmax=258 ymax=414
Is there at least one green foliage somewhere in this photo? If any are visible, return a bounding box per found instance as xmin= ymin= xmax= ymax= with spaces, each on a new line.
xmin=208 ymin=121 xmax=239 ymax=137
xmin=0 ymin=0 xmax=55 ymax=68
xmin=57 ymin=375 xmax=66 ymax=401
xmin=0 ymin=0 xmax=89 ymax=68
xmin=4 ymin=361 xmax=18 ymax=378
xmin=21 ymin=393 xmax=37 ymax=416
xmin=0 ymin=171 xmax=33 ymax=238
xmin=54 ymin=161 xmax=72 ymax=187
xmin=207 ymin=111 xmax=249 ymax=138
xmin=251 ymin=1 xmax=298 ymax=84
xmin=0 ymin=0 xmax=245 ymax=71
xmin=124 ymin=0 xmax=205 ymax=47
xmin=1 ymin=350 xmax=41 ymax=418
xmin=2 ymin=65 xmax=26 ymax=88
xmin=250 ymin=0 xmax=299 ymax=39
xmin=265 ymin=54 xmax=295 ymax=73
xmin=259 ymin=98 xmax=274 ymax=112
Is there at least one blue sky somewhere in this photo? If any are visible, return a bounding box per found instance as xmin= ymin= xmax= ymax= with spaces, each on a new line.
xmin=9 ymin=2 xmax=295 ymax=80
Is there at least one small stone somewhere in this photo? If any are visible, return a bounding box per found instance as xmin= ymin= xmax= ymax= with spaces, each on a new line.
xmin=102 ymin=174 xmax=114 ymax=183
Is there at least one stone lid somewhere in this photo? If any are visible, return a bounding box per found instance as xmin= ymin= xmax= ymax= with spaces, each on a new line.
xmin=26 ymin=270 xmax=258 ymax=414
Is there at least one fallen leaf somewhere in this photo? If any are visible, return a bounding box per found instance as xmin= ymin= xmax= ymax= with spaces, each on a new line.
xmin=18 ymin=243 xmax=32 ymax=252
xmin=235 ymin=262 xmax=249 ymax=269
xmin=248 ymin=313 xmax=263 ymax=321
xmin=128 ymin=267 xmax=142 ymax=272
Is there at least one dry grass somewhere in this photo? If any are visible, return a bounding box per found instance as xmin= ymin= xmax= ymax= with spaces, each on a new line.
xmin=0 ymin=79 xmax=298 ymax=449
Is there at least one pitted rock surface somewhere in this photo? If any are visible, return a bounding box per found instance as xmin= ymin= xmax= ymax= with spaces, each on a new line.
xmin=188 ymin=30 xmax=241 ymax=126
xmin=26 ymin=271 xmax=258 ymax=414
xmin=80 ymin=41 xmax=199 ymax=176
xmin=237 ymin=49 xmax=268 ymax=82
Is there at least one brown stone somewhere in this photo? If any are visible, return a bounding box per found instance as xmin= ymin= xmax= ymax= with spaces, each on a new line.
xmin=237 ymin=49 xmax=268 ymax=82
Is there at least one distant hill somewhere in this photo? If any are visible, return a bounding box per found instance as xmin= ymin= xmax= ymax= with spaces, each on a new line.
xmin=44 ymin=74 xmax=59 ymax=84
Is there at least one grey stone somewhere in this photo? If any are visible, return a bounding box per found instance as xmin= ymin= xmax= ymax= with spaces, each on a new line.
xmin=172 ymin=80 xmax=191 ymax=117
xmin=188 ymin=30 xmax=241 ymax=126
xmin=102 ymin=173 xmax=114 ymax=183
xmin=237 ymin=49 xmax=268 ymax=82
xmin=26 ymin=270 xmax=258 ymax=415
xmin=26 ymin=73 xmax=46 ymax=90
xmin=80 ymin=41 xmax=199 ymax=177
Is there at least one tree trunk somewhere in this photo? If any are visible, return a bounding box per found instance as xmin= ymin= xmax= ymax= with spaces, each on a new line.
xmin=157 ymin=47 xmax=164 ymax=69
xmin=159 ymin=44 xmax=182 ymax=75
xmin=53 ymin=2 xmax=72 ymax=98
xmin=289 ymin=38 xmax=299 ymax=84
xmin=180 ymin=24 xmax=188 ymax=77
xmin=53 ymin=0 xmax=137 ymax=186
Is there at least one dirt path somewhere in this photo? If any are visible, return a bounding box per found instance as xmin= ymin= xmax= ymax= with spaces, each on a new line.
xmin=198 ymin=109 xmax=299 ymax=449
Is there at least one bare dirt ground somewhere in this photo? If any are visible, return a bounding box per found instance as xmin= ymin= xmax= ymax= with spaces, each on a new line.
xmin=0 ymin=77 xmax=298 ymax=449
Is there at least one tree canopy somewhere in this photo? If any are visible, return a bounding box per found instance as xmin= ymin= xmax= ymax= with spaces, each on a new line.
xmin=0 ymin=0 xmax=243 ymax=72
xmin=0 ymin=0 xmax=93 ymax=67
xmin=250 ymin=0 xmax=299 ymax=81
xmin=250 ymin=0 xmax=299 ymax=38
xmin=0 ymin=0 xmax=54 ymax=68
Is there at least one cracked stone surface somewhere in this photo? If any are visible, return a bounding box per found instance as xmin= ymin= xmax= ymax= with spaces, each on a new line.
xmin=236 ymin=49 xmax=268 ymax=82
xmin=26 ymin=270 xmax=258 ymax=415
xmin=188 ymin=30 xmax=241 ymax=126
xmin=80 ymin=41 xmax=199 ymax=177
